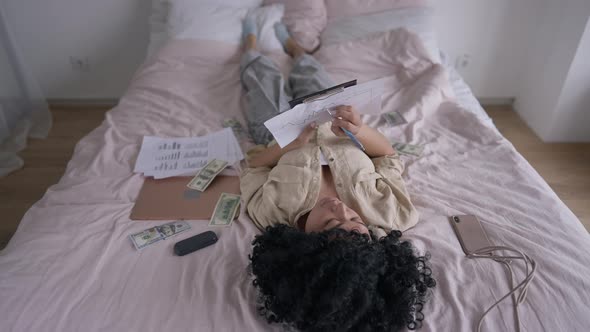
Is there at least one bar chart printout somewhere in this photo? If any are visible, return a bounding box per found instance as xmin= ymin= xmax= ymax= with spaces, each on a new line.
xmin=134 ymin=128 xmax=243 ymax=179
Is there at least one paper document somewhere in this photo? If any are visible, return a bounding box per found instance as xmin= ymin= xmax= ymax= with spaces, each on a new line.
xmin=264 ymin=78 xmax=385 ymax=147
xmin=134 ymin=128 xmax=244 ymax=179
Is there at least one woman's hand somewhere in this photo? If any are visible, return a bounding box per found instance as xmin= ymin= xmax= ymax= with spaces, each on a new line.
xmin=248 ymin=122 xmax=317 ymax=168
xmin=330 ymin=105 xmax=363 ymax=136
xmin=293 ymin=122 xmax=317 ymax=147
xmin=330 ymin=105 xmax=395 ymax=157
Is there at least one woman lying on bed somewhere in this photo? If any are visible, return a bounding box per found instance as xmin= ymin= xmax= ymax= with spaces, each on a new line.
xmin=239 ymin=19 xmax=435 ymax=332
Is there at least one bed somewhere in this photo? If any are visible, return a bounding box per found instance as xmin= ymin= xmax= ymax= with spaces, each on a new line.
xmin=2 ymin=1 xmax=589 ymax=331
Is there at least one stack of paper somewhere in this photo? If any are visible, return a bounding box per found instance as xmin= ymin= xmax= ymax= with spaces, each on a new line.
xmin=134 ymin=128 xmax=244 ymax=179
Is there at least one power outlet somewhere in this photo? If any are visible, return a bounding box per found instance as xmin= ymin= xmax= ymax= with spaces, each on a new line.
xmin=454 ymin=54 xmax=471 ymax=70
xmin=69 ymin=56 xmax=90 ymax=72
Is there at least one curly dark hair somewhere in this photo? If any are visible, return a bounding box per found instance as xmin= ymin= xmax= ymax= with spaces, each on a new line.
xmin=249 ymin=225 xmax=436 ymax=332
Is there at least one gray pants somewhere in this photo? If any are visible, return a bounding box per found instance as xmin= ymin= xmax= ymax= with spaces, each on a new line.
xmin=240 ymin=50 xmax=334 ymax=145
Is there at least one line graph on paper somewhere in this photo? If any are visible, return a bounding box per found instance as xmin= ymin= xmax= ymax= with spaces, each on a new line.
xmin=264 ymin=79 xmax=384 ymax=148
xmin=276 ymin=87 xmax=375 ymax=130
xmin=317 ymin=87 xmax=373 ymax=114
xmin=278 ymin=107 xmax=331 ymax=130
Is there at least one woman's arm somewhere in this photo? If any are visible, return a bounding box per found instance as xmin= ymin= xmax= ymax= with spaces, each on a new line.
xmin=248 ymin=122 xmax=318 ymax=168
xmin=248 ymin=141 xmax=298 ymax=168
xmin=330 ymin=105 xmax=395 ymax=158
xmin=356 ymin=125 xmax=396 ymax=157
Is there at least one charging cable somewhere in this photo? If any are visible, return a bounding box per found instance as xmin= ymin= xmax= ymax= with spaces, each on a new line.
xmin=468 ymin=246 xmax=537 ymax=332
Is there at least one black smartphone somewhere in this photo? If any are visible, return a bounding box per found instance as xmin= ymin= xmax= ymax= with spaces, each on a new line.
xmin=174 ymin=231 xmax=218 ymax=256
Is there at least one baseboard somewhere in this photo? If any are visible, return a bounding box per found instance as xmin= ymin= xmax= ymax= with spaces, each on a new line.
xmin=477 ymin=97 xmax=515 ymax=106
xmin=47 ymin=98 xmax=119 ymax=109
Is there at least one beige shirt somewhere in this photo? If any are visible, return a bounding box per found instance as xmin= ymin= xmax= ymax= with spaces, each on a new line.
xmin=240 ymin=123 xmax=419 ymax=238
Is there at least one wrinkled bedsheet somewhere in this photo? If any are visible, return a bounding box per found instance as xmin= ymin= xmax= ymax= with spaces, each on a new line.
xmin=1 ymin=29 xmax=589 ymax=331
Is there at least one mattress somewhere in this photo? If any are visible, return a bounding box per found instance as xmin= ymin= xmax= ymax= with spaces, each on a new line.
xmin=1 ymin=29 xmax=589 ymax=332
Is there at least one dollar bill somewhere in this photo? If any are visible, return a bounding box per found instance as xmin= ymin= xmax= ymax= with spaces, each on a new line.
xmin=209 ymin=193 xmax=241 ymax=227
xmin=382 ymin=111 xmax=408 ymax=127
xmin=222 ymin=118 xmax=248 ymax=141
xmin=187 ymin=159 xmax=228 ymax=191
xmin=156 ymin=221 xmax=191 ymax=239
xmin=392 ymin=142 xmax=424 ymax=157
xmin=129 ymin=221 xmax=191 ymax=250
xmin=129 ymin=228 xmax=164 ymax=250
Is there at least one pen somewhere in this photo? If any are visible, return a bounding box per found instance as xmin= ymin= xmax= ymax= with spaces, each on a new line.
xmin=342 ymin=127 xmax=366 ymax=151
xmin=326 ymin=109 xmax=366 ymax=151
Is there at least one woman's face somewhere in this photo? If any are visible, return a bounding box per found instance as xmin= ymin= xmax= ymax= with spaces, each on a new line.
xmin=305 ymin=197 xmax=369 ymax=235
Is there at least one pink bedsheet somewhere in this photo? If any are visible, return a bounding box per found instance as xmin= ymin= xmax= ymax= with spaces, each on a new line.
xmin=2 ymin=29 xmax=589 ymax=331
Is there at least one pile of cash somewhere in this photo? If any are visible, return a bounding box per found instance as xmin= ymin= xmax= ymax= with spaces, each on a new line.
xmin=380 ymin=111 xmax=423 ymax=157
xmin=130 ymin=158 xmax=242 ymax=251
xmin=392 ymin=142 xmax=424 ymax=157
xmin=186 ymin=158 xmax=242 ymax=227
xmin=209 ymin=193 xmax=241 ymax=227
xmin=222 ymin=118 xmax=248 ymax=142
xmin=187 ymin=159 xmax=228 ymax=191
xmin=129 ymin=221 xmax=191 ymax=250
xmin=382 ymin=111 xmax=408 ymax=127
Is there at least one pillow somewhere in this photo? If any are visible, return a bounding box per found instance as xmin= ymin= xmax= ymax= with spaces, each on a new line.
xmin=263 ymin=0 xmax=327 ymax=52
xmin=167 ymin=1 xmax=251 ymax=43
xmin=320 ymin=7 xmax=441 ymax=63
xmin=166 ymin=0 xmax=283 ymax=52
xmin=324 ymin=0 xmax=428 ymax=21
xmin=250 ymin=5 xmax=285 ymax=52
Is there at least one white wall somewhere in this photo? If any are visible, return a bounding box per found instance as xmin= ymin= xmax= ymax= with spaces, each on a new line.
xmin=513 ymin=0 xmax=590 ymax=142
xmin=3 ymin=0 xmax=150 ymax=99
xmin=0 ymin=35 xmax=20 ymax=100
xmin=434 ymin=0 xmax=535 ymax=99
xmin=549 ymin=17 xmax=590 ymax=141
xmin=3 ymin=0 xmax=588 ymax=141
xmin=4 ymin=0 xmax=539 ymax=100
